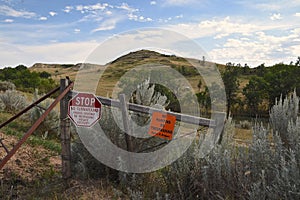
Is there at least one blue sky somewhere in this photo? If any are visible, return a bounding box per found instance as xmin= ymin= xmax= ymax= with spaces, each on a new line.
xmin=0 ymin=0 xmax=300 ymax=68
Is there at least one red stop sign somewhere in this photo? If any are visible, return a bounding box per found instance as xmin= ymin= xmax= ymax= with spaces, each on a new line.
xmin=68 ymin=93 xmax=102 ymax=127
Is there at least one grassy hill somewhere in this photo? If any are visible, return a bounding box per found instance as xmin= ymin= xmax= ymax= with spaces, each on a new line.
xmin=28 ymin=49 xmax=300 ymax=116
xmin=29 ymin=49 xmax=227 ymax=96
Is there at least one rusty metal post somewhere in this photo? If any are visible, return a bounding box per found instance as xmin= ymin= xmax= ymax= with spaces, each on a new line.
xmin=0 ymin=82 xmax=73 ymax=170
xmin=60 ymin=79 xmax=72 ymax=179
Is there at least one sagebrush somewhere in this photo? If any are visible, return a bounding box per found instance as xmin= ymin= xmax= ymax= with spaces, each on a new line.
xmin=70 ymin=84 xmax=300 ymax=199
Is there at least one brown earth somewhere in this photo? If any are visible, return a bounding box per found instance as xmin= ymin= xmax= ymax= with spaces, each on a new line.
xmin=0 ymin=132 xmax=124 ymax=199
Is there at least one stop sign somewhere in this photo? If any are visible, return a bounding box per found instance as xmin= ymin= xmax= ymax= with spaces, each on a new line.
xmin=68 ymin=92 xmax=102 ymax=127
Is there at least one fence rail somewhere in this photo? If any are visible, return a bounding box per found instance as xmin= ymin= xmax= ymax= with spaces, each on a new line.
xmin=0 ymin=79 xmax=225 ymax=181
xmin=70 ymin=91 xmax=216 ymax=127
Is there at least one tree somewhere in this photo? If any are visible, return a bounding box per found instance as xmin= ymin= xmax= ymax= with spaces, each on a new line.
xmin=295 ymin=56 xmax=300 ymax=66
xmin=255 ymin=63 xmax=266 ymax=76
xmin=39 ymin=71 xmax=51 ymax=78
xmin=222 ymin=64 xmax=240 ymax=118
xmin=263 ymin=63 xmax=300 ymax=107
xmin=243 ymin=76 xmax=268 ymax=116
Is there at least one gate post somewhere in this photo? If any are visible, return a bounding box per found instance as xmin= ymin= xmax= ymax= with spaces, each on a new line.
xmin=60 ymin=79 xmax=71 ymax=180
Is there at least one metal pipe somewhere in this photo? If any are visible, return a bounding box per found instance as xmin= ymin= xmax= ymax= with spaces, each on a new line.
xmin=0 ymin=86 xmax=60 ymax=129
xmin=0 ymin=82 xmax=74 ymax=170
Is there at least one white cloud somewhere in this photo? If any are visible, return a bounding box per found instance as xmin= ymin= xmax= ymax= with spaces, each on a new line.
xmin=76 ymin=3 xmax=108 ymax=12
xmin=0 ymin=22 xmax=76 ymax=45
xmin=290 ymin=44 xmax=300 ymax=56
xmin=106 ymin=10 xmax=112 ymax=15
xmin=168 ymin=17 xmax=259 ymax=39
xmin=239 ymin=0 xmax=300 ymax=11
xmin=74 ymin=28 xmax=80 ymax=33
xmin=175 ymin=14 xmax=183 ymax=19
xmin=294 ymin=13 xmax=300 ymax=17
xmin=167 ymin=15 xmax=300 ymax=66
xmin=167 ymin=16 xmax=293 ymax=40
xmin=63 ymin=6 xmax=73 ymax=13
xmin=39 ymin=16 xmax=47 ymax=21
xmin=3 ymin=18 xmax=13 ymax=23
xmin=0 ymin=5 xmax=36 ymax=18
xmin=129 ymin=14 xmax=153 ymax=22
xmin=49 ymin=11 xmax=57 ymax=17
xmin=0 ymin=41 xmax=99 ymax=67
xmin=270 ymin=13 xmax=282 ymax=21
xmin=150 ymin=1 xmax=157 ymax=5
xmin=214 ymin=33 xmax=229 ymax=39
xmin=117 ymin=3 xmax=138 ymax=12
xmin=164 ymin=0 xmax=199 ymax=6
xmin=209 ymin=28 xmax=300 ymax=66
xmin=92 ymin=18 xmax=120 ymax=32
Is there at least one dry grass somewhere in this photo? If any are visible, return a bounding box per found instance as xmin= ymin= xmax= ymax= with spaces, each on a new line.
xmin=28 ymin=51 xmax=229 ymax=98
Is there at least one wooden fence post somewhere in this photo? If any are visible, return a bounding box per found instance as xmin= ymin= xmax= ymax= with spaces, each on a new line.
xmin=60 ymin=79 xmax=71 ymax=180
xmin=119 ymin=94 xmax=134 ymax=152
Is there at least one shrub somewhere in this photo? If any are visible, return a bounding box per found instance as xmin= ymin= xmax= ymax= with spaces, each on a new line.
xmin=0 ymin=80 xmax=16 ymax=91
xmin=240 ymin=119 xmax=252 ymax=129
xmin=0 ymin=90 xmax=27 ymax=114
xmin=70 ymin=84 xmax=300 ymax=199
xmin=71 ymin=78 xmax=169 ymax=181
xmin=29 ymin=89 xmax=59 ymax=138
xmin=270 ymin=90 xmax=299 ymax=146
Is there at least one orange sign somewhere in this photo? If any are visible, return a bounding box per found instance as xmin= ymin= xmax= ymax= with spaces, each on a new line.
xmin=148 ymin=112 xmax=176 ymax=140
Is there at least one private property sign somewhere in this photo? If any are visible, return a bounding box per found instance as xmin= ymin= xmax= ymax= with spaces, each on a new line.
xmin=148 ymin=111 xmax=176 ymax=140
xmin=68 ymin=93 xmax=102 ymax=127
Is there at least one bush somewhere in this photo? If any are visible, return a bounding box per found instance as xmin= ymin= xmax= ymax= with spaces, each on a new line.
xmin=270 ymin=90 xmax=299 ymax=147
xmin=0 ymin=80 xmax=15 ymax=91
xmin=70 ymin=84 xmax=300 ymax=199
xmin=0 ymin=90 xmax=27 ymax=114
xmin=239 ymin=119 xmax=252 ymax=129
xmin=71 ymin=78 xmax=169 ymax=181
xmin=29 ymin=89 xmax=59 ymax=138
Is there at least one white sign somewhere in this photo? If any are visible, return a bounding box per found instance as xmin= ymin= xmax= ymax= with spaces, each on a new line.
xmin=68 ymin=93 xmax=102 ymax=127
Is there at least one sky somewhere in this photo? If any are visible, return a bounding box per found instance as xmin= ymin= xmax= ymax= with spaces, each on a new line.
xmin=0 ymin=0 xmax=300 ymax=68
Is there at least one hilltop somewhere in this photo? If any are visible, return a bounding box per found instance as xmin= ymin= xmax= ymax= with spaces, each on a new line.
xmin=29 ymin=50 xmax=223 ymax=95
xmin=26 ymin=49 xmax=300 ymax=116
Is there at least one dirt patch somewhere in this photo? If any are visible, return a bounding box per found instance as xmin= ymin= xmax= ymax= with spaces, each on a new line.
xmin=0 ymin=132 xmax=61 ymax=181
xmin=0 ymin=132 xmax=61 ymax=199
xmin=0 ymin=132 xmax=125 ymax=199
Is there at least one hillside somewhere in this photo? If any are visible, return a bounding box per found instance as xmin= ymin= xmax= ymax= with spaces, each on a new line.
xmin=27 ymin=49 xmax=300 ymax=116
xmin=29 ymin=50 xmax=225 ymax=96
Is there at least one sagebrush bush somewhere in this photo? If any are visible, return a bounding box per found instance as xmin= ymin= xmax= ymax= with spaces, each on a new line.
xmin=270 ymin=90 xmax=299 ymax=146
xmin=0 ymin=80 xmax=16 ymax=91
xmin=29 ymin=89 xmax=59 ymax=138
xmin=0 ymin=90 xmax=27 ymax=113
xmin=70 ymin=83 xmax=300 ymax=199
xmin=239 ymin=119 xmax=252 ymax=129
xmin=71 ymin=78 xmax=169 ymax=182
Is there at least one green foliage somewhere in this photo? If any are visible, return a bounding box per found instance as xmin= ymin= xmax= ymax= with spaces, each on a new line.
xmin=203 ymin=59 xmax=300 ymax=117
xmin=222 ymin=63 xmax=240 ymax=117
xmin=263 ymin=63 xmax=300 ymax=106
xmin=176 ymin=65 xmax=198 ymax=76
xmin=196 ymin=86 xmax=211 ymax=114
xmin=39 ymin=71 xmax=51 ymax=78
xmin=243 ymin=76 xmax=268 ymax=115
xmin=0 ymin=65 xmax=58 ymax=93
